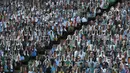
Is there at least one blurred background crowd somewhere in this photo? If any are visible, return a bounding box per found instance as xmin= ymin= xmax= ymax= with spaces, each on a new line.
xmin=0 ymin=0 xmax=129 ymax=73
